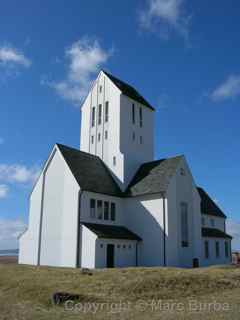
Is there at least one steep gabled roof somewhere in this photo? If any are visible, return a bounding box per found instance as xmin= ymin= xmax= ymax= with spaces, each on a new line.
xmin=103 ymin=70 xmax=155 ymax=111
xmin=197 ymin=187 xmax=226 ymax=218
xmin=202 ymin=227 xmax=232 ymax=239
xmin=82 ymin=223 xmax=142 ymax=241
xmin=125 ymin=156 xmax=183 ymax=197
xmin=57 ymin=144 xmax=122 ymax=197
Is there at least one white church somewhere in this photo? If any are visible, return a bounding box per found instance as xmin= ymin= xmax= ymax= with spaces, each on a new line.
xmin=19 ymin=70 xmax=232 ymax=268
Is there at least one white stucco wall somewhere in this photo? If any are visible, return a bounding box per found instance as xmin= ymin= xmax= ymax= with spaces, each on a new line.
xmin=40 ymin=149 xmax=80 ymax=267
xmin=81 ymin=225 xmax=97 ymax=268
xmin=80 ymin=71 xmax=155 ymax=191
xmin=166 ymin=157 xmax=202 ymax=268
xmin=124 ymin=194 xmax=165 ymax=267
xmin=18 ymin=174 xmax=44 ymax=265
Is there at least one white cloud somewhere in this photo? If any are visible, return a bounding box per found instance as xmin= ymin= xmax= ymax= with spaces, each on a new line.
xmin=0 ymin=45 xmax=31 ymax=68
xmin=0 ymin=218 xmax=26 ymax=250
xmin=47 ymin=38 xmax=111 ymax=105
xmin=0 ymin=137 xmax=4 ymax=145
xmin=139 ymin=0 xmax=190 ymax=40
xmin=0 ymin=184 xmax=9 ymax=199
xmin=211 ymin=75 xmax=240 ymax=102
xmin=0 ymin=164 xmax=40 ymax=184
xmin=226 ymin=219 xmax=240 ymax=251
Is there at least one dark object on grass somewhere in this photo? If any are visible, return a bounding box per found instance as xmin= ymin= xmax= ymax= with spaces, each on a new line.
xmin=51 ymin=292 xmax=80 ymax=305
xmin=81 ymin=268 xmax=93 ymax=275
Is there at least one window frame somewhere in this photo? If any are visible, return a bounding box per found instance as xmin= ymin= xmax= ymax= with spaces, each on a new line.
xmin=110 ymin=202 xmax=116 ymax=221
xmin=139 ymin=107 xmax=143 ymax=127
xmin=97 ymin=200 xmax=103 ymax=220
xmin=180 ymin=202 xmax=189 ymax=247
xmin=104 ymin=201 xmax=109 ymax=220
xmin=205 ymin=240 xmax=209 ymax=259
xmin=90 ymin=199 xmax=96 ymax=219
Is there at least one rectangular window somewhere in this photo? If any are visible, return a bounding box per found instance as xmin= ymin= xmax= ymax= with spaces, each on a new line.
xmin=205 ymin=240 xmax=209 ymax=259
xmin=105 ymin=101 xmax=109 ymax=122
xmin=216 ymin=241 xmax=220 ymax=258
xmin=91 ymin=107 xmax=95 ymax=127
xmin=110 ymin=203 xmax=116 ymax=221
xmin=90 ymin=199 xmax=96 ymax=218
xmin=97 ymin=200 xmax=103 ymax=219
xmin=104 ymin=201 xmax=109 ymax=220
xmin=113 ymin=156 xmax=116 ymax=166
xmin=105 ymin=130 xmax=108 ymax=140
xmin=132 ymin=103 xmax=135 ymax=124
xmin=99 ymin=85 xmax=102 ymax=93
xmin=91 ymin=135 xmax=94 ymax=144
xmin=98 ymin=104 xmax=102 ymax=125
xmin=181 ymin=202 xmax=189 ymax=247
xmin=139 ymin=107 xmax=143 ymax=127
xmin=225 ymin=241 xmax=229 ymax=257
xmin=98 ymin=133 xmax=101 ymax=142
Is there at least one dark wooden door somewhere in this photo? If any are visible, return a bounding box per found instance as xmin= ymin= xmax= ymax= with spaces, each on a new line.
xmin=106 ymin=244 xmax=114 ymax=268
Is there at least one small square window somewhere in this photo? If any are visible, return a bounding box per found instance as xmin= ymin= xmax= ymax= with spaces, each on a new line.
xmin=117 ymin=244 xmax=120 ymax=249
xmin=180 ymin=168 xmax=185 ymax=176
xmin=123 ymin=244 xmax=126 ymax=249
xmin=100 ymin=243 xmax=103 ymax=248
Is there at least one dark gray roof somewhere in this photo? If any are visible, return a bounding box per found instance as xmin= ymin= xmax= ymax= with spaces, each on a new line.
xmin=202 ymin=227 xmax=232 ymax=239
xmin=125 ymin=156 xmax=183 ymax=197
xmin=103 ymin=70 xmax=155 ymax=111
xmin=82 ymin=223 xmax=142 ymax=241
xmin=197 ymin=187 xmax=226 ymax=218
xmin=57 ymin=144 xmax=122 ymax=197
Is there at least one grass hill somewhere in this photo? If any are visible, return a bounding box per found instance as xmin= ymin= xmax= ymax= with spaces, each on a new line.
xmin=0 ymin=263 xmax=239 ymax=319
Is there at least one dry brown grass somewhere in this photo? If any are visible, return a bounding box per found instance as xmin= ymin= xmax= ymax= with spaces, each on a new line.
xmin=0 ymin=263 xmax=240 ymax=319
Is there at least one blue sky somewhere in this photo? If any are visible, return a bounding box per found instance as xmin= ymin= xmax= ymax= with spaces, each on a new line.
xmin=0 ymin=0 xmax=240 ymax=250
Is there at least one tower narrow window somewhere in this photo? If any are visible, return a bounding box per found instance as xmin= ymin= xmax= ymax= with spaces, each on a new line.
xmin=105 ymin=101 xmax=109 ymax=122
xmin=205 ymin=241 xmax=209 ymax=259
xmin=132 ymin=103 xmax=135 ymax=124
xmin=98 ymin=133 xmax=101 ymax=142
xmin=97 ymin=200 xmax=103 ymax=219
xmin=105 ymin=130 xmax=108 ymax=140
xmin=90 ymin=199 xmax=96 ymax=218
xmin=91 ymin=135 xmax=94 ymax=144
xmin=99 ymin=85 xmax=102 ymax=93
xmin=139 ymin=107 xmax=143 ymax=127
xmin=111 ymin=203 xmax=116 ymax=221
xmin=91 ymin=107 xmax=95 ymax=127
xmin=113 ymin=156 xmax=116 ymax=166
xmin=98 ymin=104 xmax=102 ymax=125
xmin=181 ymin=202 xmax=189 ymax=247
